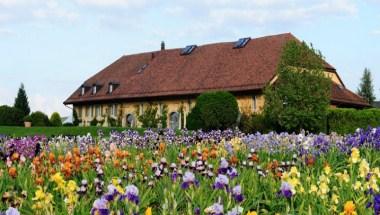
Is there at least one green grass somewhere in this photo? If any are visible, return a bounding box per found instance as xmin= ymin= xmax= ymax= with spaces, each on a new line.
xmin=0 ymin=126 xmax=144 ymax=137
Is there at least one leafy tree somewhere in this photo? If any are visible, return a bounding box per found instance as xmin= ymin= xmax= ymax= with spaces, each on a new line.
xmin=73 ymin=109 xmax=80 ymax=126
xmin=14 ymin=83 xmax=30 ymax=117
xmin=137 ymin=104 xmax=160 ymax=128
xmin=357 ymin=68 xmax=376 ymax=106
xmin=0 ymin=105 xmax=24 ymax=126
xmin=188 ymin=91 xmax=239 ymax=130
xmin=264 ymin=41 xmax=331 ymax=132
xmin=28 ymin=111 xmax=50 ymax=126
xmin=50 ymin=112 xmax=62 ymax=127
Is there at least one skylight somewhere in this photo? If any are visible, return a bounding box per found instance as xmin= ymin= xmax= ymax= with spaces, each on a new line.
xmin=233 ymin=37 xmax=251 ymax=49
xmin=180 ymin=45 xmax=197 ymax=55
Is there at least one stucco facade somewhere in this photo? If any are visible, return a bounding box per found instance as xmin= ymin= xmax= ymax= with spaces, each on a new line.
xmin=74 ymin=94 xmax=265 ymax=129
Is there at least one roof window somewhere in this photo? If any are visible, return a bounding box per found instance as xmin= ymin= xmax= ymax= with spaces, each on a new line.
xmin=233 ymin=37 xmax=251 ymax=49
xmin=180 ymin=45 xmax=197 ymax=55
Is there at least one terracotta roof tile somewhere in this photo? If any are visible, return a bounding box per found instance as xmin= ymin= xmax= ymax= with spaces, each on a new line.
xmin=64 ymin=33 xmax=367 ymax=108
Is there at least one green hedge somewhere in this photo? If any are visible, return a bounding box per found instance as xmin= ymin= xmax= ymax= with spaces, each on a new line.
xmin=327 ymin=108 xmax=380 ymax=134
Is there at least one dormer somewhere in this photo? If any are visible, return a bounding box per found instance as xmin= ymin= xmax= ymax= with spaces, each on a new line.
xmin=79 ymin=84 xmax=90 ymax=96
xmin=108 ymin=81 xmax=119 ymax=94
xmin=92 ymin=83 xmax=102 ymax=95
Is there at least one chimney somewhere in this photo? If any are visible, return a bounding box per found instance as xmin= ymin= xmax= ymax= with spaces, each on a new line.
xmin=161 ymin=41 xmax=165 ymax=51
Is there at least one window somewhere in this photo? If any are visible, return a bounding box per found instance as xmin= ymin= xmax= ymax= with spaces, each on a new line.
xmin=110 ymin=104 xmax=117 ymax=116
xmin=233 ymin=37 xmax=251 ymax=49
xmin=77 ymin=106 xmax=82 ymax=118
xmin=96 ymin=105 xmax=101 ymax=117
xmin=109 ymin=84 xmax=113 ymax=93
xmin=92 ymin=85 xmax=97 ymax=95
xmin=126 ymin=114 xmax=135 ymax=127
xmin=180 ymin=45 xmax=197 ymax=55
xmin=252 ymin=95 xmax=257 ymax=112
xmin=138 ymin=64 xmax=148 ymax=73
xmin=86 ymin=106 xmax=90 ymax=117
xmin=170 ymin=112 xmax=179 ymax=130
xmin=81 ymin=87 xmax=85 ymax=96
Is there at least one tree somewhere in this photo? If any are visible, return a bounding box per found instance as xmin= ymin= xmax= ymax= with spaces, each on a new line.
xmin=14 ymin=83 xmax=30 ymax=117
xmin=137 ymin=104 xmax=160 ymax=128
xmin=50 ymin=112 xmax=62 ymax=127
xmin=188 ymin=91 xmax=239 ymax=130
xmin=264 ymin=41 xmax=332 ymax=133
xmin=357 ymin=68 xmax=376 ymax=106
xmin=0 ymin=105 xmax=24 ymax=126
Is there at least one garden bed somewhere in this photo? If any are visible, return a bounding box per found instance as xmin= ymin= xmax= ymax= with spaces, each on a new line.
xmin=0 ymin=128 xmax=379 ymax=214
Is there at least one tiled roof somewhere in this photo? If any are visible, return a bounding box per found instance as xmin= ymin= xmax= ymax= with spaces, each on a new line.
xmin=331 ymin=83 xmax=370 ymax=107
xmin=64 ymin=33 xmax=368 ymax=107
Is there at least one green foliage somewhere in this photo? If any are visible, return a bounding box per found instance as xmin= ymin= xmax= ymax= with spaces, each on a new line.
xmin=0 ymin=105 xmax=24 ymax=126
xmin=357 ymin=68 xmax=376 ymax=106
xmin=188 ymin=91 xmax=239 ymax=130
xmin=239 ymin=113 xmax=270 ymax=134
xmin=327 ymin=108 xmax=380 ymax=134
xmin=186 ymin=105 xmax=203 ymax=130
xmin=13 ymin=83 xmax=30 ymax=117
xmin=50 ymin=112 xmax=62 ymax=127
xmin=0 ymin=126 xmax=145 ymax=137
xmin=160 ymin=104 xmax=168 ymax=128
xmin=137 ymin=104 xmax=160 ymax=128
xmin=90 ymin=118 xmax=98 ymax=126
xmin=107 ymin=116 xmax=117 ymax=127
xmin=28 ymin=111 xmax=50 ymax=126
xmin=264 ymin=41 xmax=331 ymax=133
xmin=73 ymin=109 xmax=80 ymax=126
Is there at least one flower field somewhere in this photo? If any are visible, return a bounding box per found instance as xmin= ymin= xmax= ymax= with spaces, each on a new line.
xmin=0 ymin=127 xmax=380 ymax=215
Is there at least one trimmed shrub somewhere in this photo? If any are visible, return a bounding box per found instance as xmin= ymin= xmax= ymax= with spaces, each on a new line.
xmin=187 ymin=105 xmax=204 ymax=130
xmin=239 ymin=113 xmax=270 ymax=134
xmin=50 ymin=112 xmax=62 ymax=127
xmin=28 ymin=111 xmax=50 ymax=127
xmin=0 ymin=105 xmax=24 ymax=126
xmin=188 ymin=91 xmax=239 ymax=130
xmin=327 ymin=108 xmax=380 ymax=134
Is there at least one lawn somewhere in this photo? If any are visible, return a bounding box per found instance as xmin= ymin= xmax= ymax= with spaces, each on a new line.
xmin=0 ymin=126 xmax=144 ymax=137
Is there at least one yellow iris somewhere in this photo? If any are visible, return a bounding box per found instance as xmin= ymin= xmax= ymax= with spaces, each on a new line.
xmin=349 ymin=148 xmax=360 ymax=164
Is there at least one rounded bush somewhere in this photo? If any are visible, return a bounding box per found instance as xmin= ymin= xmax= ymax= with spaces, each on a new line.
xmin=189 ymin=91 xmax=239 ymax=130
xmin=50 ymin=112 xmax=62 ymax=127
xmin=28 ymin=111 xmax=50 ymax=126
xmin=0 ymin=105 xmax=24 ymax=126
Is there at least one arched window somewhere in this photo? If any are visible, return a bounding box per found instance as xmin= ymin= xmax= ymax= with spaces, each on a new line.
xmin=126 ymin=114 xmax=135 ymax=127
xmin=169 ymin=112 xmax=179 ymax=130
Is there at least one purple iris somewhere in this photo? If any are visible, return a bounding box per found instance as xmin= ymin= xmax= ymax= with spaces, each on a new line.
xmin=227 ymin=168 xmax=238 ymax=179
xmin=279 ymin=182 xmax=293 ymax=199
xmin=124 ymin=185 xmax=140 ymax=204
xmin=218 ymin=158 xmax=229 ymax=174
xmin=368 ymin=194 xmax=380 ymax=214
xmin=232 ymin=185 xmax=244 ymax=203
xmin=207 ymin=203 xmax=224 ymax=215
xmin=213 ymin=174 xmax=229 ymax=190
xmin=181 ymin=171 xmax=199 ymax=189
xmin=3 ymin=207 xmax=20 ymax=215
xmin=103 ymin=185 xmax=118 ymax=201
xmin=90 ymin=198 xmax=109 ymax=215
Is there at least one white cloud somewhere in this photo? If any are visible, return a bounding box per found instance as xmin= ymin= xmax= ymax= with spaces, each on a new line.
xmin=372 ymin=29 xmax=380 ymax=35
xmin=32 ymin=0 xmax=78 ymax=21
xmin=76 ymin=0 xmax=148 ymax=7
xmin=0 ymin=27 xmax=13 ymax=35
xmin=30 ymin=94 xmax=70 ymax=117
xmin=0 ymin=0 xmax=78 ymax=25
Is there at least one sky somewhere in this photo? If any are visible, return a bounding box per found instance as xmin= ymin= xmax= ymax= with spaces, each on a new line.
xmin=0 ymin=0 xmax=379 ymax=117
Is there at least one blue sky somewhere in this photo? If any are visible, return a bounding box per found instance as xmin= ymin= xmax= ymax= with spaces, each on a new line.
xmin=0 ymin=0 xmax=379 ymax=117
